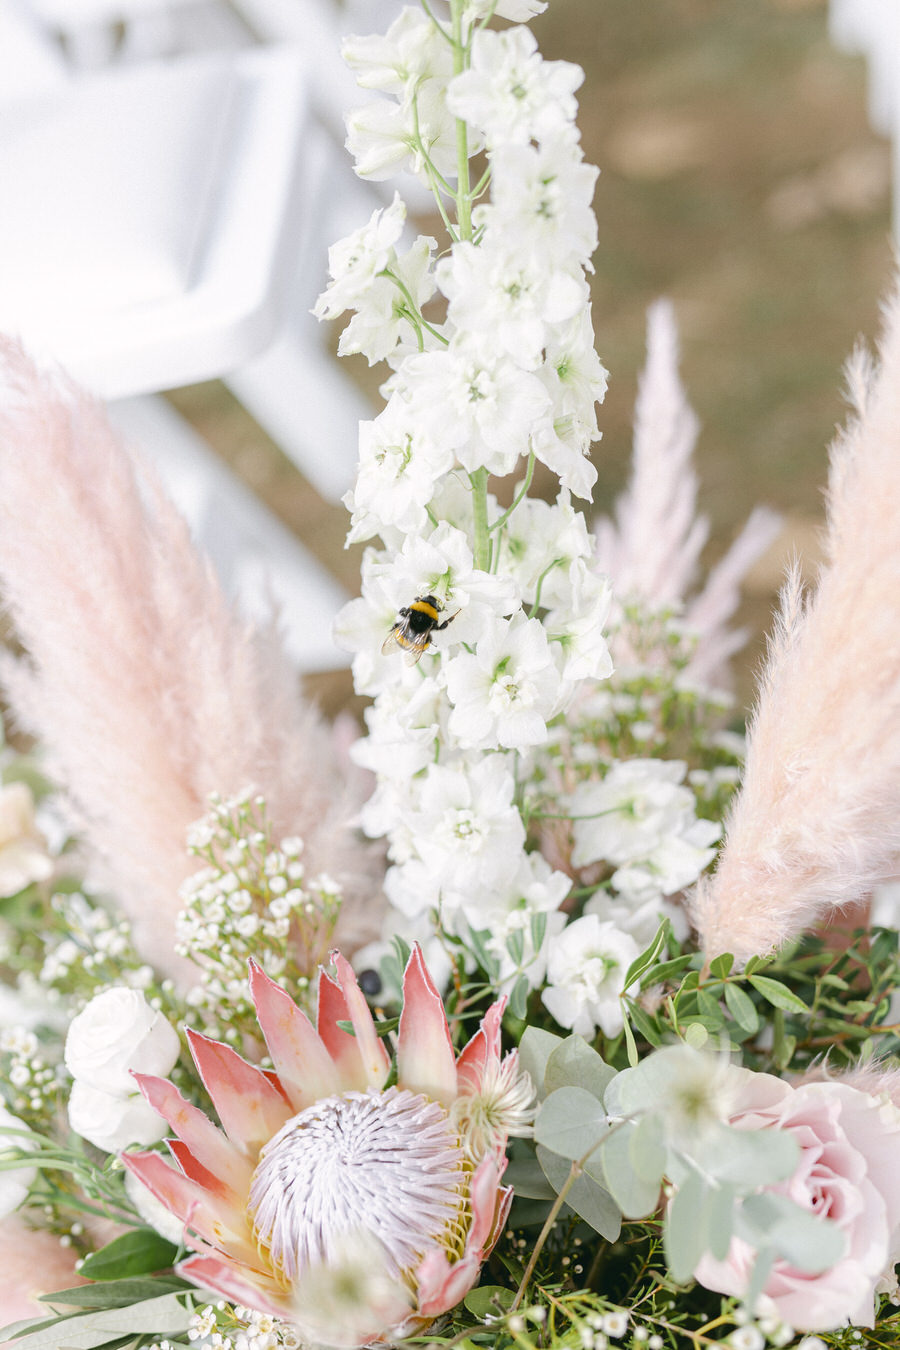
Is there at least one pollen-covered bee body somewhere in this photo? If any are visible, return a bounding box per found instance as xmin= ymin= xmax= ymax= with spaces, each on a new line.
xmin=382 ymin=593 xmax=458 ymax=665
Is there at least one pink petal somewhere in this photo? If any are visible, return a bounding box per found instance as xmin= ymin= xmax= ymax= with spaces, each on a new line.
xmin=465 ymin=1156 xmax=505 ymax=1254
xmin=133 ymin=1073 xmax=253 ymax=1198
xmin=121 ymin=1151 xmax=260 ymax=1271
xmin=456 ymin=997 xmax=506 ymax=1095
xmin=317 ymin=953 xmax=390 ymax=1090
xmin=178 ymin=1253 xmax=287 ymax=1318
xmin=415 ymin=1248 xmax=481 ymax=1320
xmin=186 ymin=1029 xmax=293 ymax=1153
xmin=397 ymin=944 xmax=457 ymax=1105
xmin=248 ymin=958 xmax=341 ymax=1111
xmin=169 ymin=1137 xmax=232 ymax=1199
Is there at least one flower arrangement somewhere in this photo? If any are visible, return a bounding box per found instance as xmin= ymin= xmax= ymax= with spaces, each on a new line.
xmin=1 ymin=4 xmax=900 ymax=1350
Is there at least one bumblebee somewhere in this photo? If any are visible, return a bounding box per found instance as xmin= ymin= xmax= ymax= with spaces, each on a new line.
xmin=382 ymin=594 xmax=458 ymax=665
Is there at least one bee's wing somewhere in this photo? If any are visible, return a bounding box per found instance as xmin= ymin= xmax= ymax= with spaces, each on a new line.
xmin=381 ymin=626 xmax=404 ymax=657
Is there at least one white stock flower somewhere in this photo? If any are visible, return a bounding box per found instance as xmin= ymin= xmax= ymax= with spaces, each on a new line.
xmin=313 ymin=194 xmax=406 ymax=322
xmin=542 ymin=914 xmax=639 ymax=1038
xmin=445 ymin=613 xmax=561 ymax=749
xmin=568 ymin=759 xmax=700 ymax=869
xmin=64 ymin=987 xmax=180 ymax=1096
xmin=68 ymin=1079 xmax=170 ymax=1154
xmin=436 ymin=241 xmax=585 ymax=371
xmin=399 ymin=345 xmax=551 ymax=477
xmin=338 ymin=236 xmax=438 ymax=367
xmin=0 ymin=782 xmax=53 ymax=897
xmin=0 ymin=1102 xmax=35 ymax=1217
xmin=345 ymin=400 xmax=453 ymax=544
xmin=447 ymin=27 xmax=583 ymax=148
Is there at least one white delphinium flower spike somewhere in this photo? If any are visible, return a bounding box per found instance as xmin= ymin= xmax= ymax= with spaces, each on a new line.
xmin=542 ymin=914 xmax=640 ymax=1038
xmin=448 ymin=26 xmax=584 ymax=148
xmin=445 ymin=612 xmax=561 ymax=750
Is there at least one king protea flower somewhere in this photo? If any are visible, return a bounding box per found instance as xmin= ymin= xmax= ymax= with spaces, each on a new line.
xmin=123 ymin=947 xmax=532 ymax=1345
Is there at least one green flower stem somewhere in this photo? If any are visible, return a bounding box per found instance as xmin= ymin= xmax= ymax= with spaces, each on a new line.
xmin=489 ymin=452 xmax=535 ymax=535
xmin=470 ymin=467 xmax=491 ymax=571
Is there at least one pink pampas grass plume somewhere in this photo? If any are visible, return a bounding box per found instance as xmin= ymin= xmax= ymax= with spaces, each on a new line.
xmin=693 ymin=280 xmax=900 ymax=960
xmin=0 ymin=341 xmax=380 ymax=983
xmin=0 ymin=1215 xmax=86 ymax=1329
xmin=594 ymin=300 xmax=780 ymax=687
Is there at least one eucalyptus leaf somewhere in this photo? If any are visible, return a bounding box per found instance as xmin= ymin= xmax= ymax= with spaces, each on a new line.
xmin=629 ymin=1111 xmax=667 ymax=1186
xmin=693 ymin=1122 xmax=799 ymax=1187
xmin=78 ymin=1230 xmax=179 ymax=1282
xmin=745 ymin=1246 xmax=776 ymax=1312
xmin=741 ymin=1193 xmax=846 ymax=1273
xmin=463 ymin=1286 xmax=514 ymax=1318
xmin=534 ymin=1086 xmax=609 ymax=1162
xmin=7 ymin=1293 xmax=190 ymax=1350
xmin=518 ymin=1026 xmax=563 ymax=1098
xmin=536 ymin=1146 xmax=621 ymax=1241
xmin=684 ymin=1023 xmax=708 ymax=1049
xmin=600 ymin=1124 xmax=662 ymax=1219
xmin=664 ymin=1167 xmax=705 ymax=1283
xmin=706 ymin=1180 xmax=737 ymax=1261
xmin=544 ymin=1036 xmax=616 ymax=1102
xmin=504 ymin=1151 xmax=556 ymax=1200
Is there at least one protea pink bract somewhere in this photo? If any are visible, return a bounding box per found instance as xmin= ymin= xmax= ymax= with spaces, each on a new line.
xmin=123 ymin=946 xmax=529 ymax=1344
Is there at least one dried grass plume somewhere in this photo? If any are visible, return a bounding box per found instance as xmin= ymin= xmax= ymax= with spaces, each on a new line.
xmin=0 ymin=342 xmax=380 ymax=982
xmin=694 ymin=279 xmax=900 ymax=960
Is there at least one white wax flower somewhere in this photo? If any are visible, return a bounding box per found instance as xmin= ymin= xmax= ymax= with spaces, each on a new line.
xmin=0 ymin=1102 xmax=35 ymax=1218
xmin=445 ymin=613 xmax=561 ymax=750
xmin=342 ymin=7 xmax=454 ymax=96
xmin=0 ymin=781 xmax=53 ymax=898
xmin=542 ymin=914 xmax=640 ymax=1038
xmin=436 ymin=241 xmax=586 ymax=372
xmin=398 ymin=345 xmax=552 ymax=478
xmin=474 ymin=138 xmax=599 ymax=266
xmin=64 ymin=987 xmax=180 ymax=1097
xmin=345 ymin=399 xmax=453 ymax=546
xmin=68 ymin=1079 xmax=169 ymax=1154
xmin=338 ymin=236 xmax=438 ymax=367
xmin=313 ymin=194 xmax=406 ymax=322
xmin=447 ymin=26 xmax=584 ymax=148
xmin=568 ymin=759 xmax=700 ymax=869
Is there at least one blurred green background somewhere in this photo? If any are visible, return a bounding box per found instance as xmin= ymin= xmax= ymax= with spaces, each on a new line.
xmin=171 ymin=0 xmax=894 ymax=713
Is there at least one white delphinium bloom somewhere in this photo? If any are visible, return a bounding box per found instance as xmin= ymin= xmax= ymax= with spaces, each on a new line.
xmin=435 ymin=240 xmax=586 ymax=372
xmin=447 ymin=26 xmax=584 ymax=148
xmin=468 ymin=854 xmax=571 ymax=992
xmin=542 ymin=914 xmax=640 ymax=1038
xmin=345 ymin=401 xmax=453 ymax=545
xmin=445 ymin=612 xmax=561 ymax=750
xmin=367 ymin=522 xmax=519 ymax=646
xmin=390 ymin=755 xmax=527 ymax=912
xmin=586 ymin=881 xmax=690 ymax=947
xmin=313 ymin=194 xmax=407 ymax=323
xmin=346 ymin=80 xmax=459 ymax=183
xmin=338 ymin=236 xmax=438 ymax=367
xmin=342 ymin=7 xmax=454 ymax=97
xmin=474 ymin=139 xmax=598 ymax=266
xmin=351 ymin=678 xmax=441 ymax=784
xmin=398 ymin=343 xmax=551 ymax=477
xmin=498 ymin=491 xmax=594 ymax=606
xmin=462 ymin=0 xmax=547 ymax=21
xmin=544 ymin=563 xmax=614 ymax=684
xmin=569 ymin=758 xmax=703 ymax=868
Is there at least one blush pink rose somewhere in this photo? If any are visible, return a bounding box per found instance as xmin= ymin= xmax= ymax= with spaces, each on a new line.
xmin=0 ymin=1215 xmax=86 ymax=1338
xmin=694 ymin=1070 xmax=900 ymax=1331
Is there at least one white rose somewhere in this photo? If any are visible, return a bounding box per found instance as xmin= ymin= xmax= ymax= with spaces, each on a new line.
xmin=0 ymin=1102 xmax=36 ymax=1218
xmin=68 ymin=1080 xmax=168 ymax=1153
xmin=0 ymin=782 xmax=53 ymax=897
xmin=64 ymin=989 xmax=180 ymax=1097
xmin=125 ymin=1169 xmax=184 ymax=1244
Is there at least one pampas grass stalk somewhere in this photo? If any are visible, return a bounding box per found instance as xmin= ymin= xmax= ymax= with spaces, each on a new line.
xmin=694 ymin=281 xmax=900 ymax=960
xmin=0 ymin=342 xmax=378 ymax=983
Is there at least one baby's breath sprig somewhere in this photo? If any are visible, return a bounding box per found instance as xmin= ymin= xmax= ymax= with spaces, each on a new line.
xmin=175 ymin=790 xmax=341 ymax=1046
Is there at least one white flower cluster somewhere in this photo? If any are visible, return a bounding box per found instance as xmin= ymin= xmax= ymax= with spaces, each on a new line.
xmin=324 ymin=0 xmax=619 ymax=1020
xmin=177 ymin=791 xmax=341 ymax=1040
xmin=187 ymin=1302 xmax=302 ymax=1350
